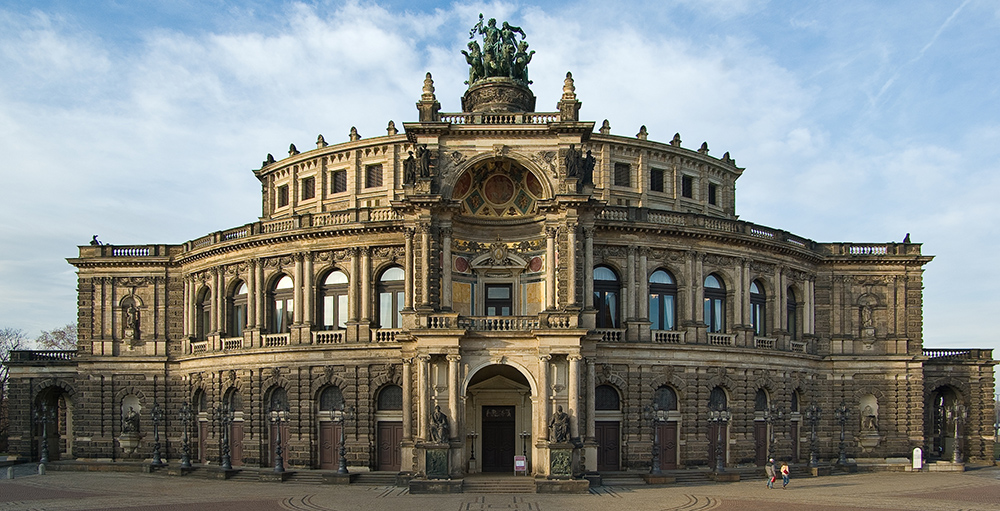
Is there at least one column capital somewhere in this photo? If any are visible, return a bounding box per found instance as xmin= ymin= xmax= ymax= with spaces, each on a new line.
xmin=567 ymin=354 xmax=583 ymax=362
xmin=539 ymin=354 xmax=552 ymax=362
xmin=402 ymin=357 xmax=415 ymax=365
xmin=417 ymin=354 xmax=432 ymax=362
xmin=545 ymin=226 xmax=559 ymax=238
xmin=446 ymin=354 xmax=462 ymax=363
xmin=583 ymin=226 xmax=595 ymax=238
xmin=404 ymin=228 xmax=415 ymax=240
xmin=440 ymin=227 xmax=453 ymax=238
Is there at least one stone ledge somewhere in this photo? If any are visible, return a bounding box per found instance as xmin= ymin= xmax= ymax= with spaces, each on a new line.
xmin=709 ymin=472 xmax=740 ymax=482
xmin=408 ymin=478 xmax=463 ymax=494
xmin=259 ymin=471 xmax=294 ymax=482
xmin=535 ymin=478 xmax=589 ymax=493
xmin=926 ymin=462 xmax=965 ymax=472
xmin=642 ymin=474 xmax=676 ymax=484
xmin=206 ymin=468 xmax=240 ymax=480
xmin=810 ymin=466 xmax=831 ymax=477
xmin=321 ymin=473 xmax=354 ymax=485
xmin=166 ymin=466 xmax=195 ymax=477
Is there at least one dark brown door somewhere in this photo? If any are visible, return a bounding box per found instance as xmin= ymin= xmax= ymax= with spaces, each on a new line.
xmin=790 ymin=420 xmax=799 ymax=462
xmin=319 ymin=422 xmax=341 ymax=469
xmin=198 ymin=421 xmax=208 ymax=464
xmin=269 ymin=423 xmax=289 ymax=466
xmin=230 ymin=422 xmax=243 ymax=467
xmin=595 ymin=421 xmax=620 ymax=471
xmin=377 ymin=421 xmax=402 ymax=471
xmin=708 ymin=423 xmax=728 ymax=467
xmin=754 ymin=421 xmax=768 ymax=466
xmin=482 ymin=406 xmax=515 ymax=472
xmin=658 ymin=422 xmax=678 ymax=470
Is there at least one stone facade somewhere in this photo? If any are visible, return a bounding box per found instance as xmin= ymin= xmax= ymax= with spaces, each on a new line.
xmin=6 ymin=66 xmax=995 ymax=477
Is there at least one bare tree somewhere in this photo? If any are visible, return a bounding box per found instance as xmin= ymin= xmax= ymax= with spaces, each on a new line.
xmin=36 ymin=323 xmax=77 ymax=350
xmin=1 ymin=328 xmax=28 ymax=451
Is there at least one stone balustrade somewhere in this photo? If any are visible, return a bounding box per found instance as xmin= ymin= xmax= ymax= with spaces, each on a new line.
xmin=313 ymin=330 xmax=346 ymax=344
xmin=458 ymin=316 xmax=540 ymax=331
xmin=263 ymin=333 xmax=290 ymax=347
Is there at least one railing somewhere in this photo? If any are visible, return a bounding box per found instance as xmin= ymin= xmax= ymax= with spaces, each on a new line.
xmin=369 ymin=208 xmax=401 ymax=222
xmin=459 ymin=316 xmax=540 ymax=331
xmin=438 ymin=112 xmax=561 ymax=125
xmin=110 ymin=246 xmax=152 ymax=257
xmin=313 ymin=330 xmax=346 ymax=344
xmin=790 ymin=340 xmax=807 ymax=353
xmin=598 ymin=208 xmax=628 ymax=221
xmin=191 ymin=235 xmax=214 ymax=249
xmin=262 ymin=219 xmax=295 ymax=234
xmin=652 ymin=330 xmax=684 ymax=344
xmin=263 ymin=333 xmax=290 ymax=347
xmin=373 ymin=329 xmax=401 ymax=343
xmin=190 ymin=341 xmax=208 ymax=354
xmin=221 ymin=337 xmax=244 ymax=350
xmin=848 ymin=244 xmax=888 ymax=256
xmin=222 ymin=225 xmax=252 ymax=240
xmin=8 ymin=350 xmax=78 ymax=362
xmin=425 ymin=315 xmax=457 ymax=329
xmin=545 ymin=314 xmax=574 ymax=329
xmin=754 ymin=337 xmax=777 ymax=350
xmin=708 ymin=333 xmax=735 ymax=346
xmin=312 ymin=211 xmax=354 ymax=227
xmin=923 ymin=348 xmax=992 ymax=360
xmin=647 ymin=211 xmax=686 ymax=226
xmin=596 ymin=328 xmax=626 ymax=342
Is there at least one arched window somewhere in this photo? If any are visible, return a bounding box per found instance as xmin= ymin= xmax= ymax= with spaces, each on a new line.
xmin=791 ymin=390 xmax=800 ymax=413
xmin=653 ymin=386 xmax=678 ymax=411
xmin=377 ymin=267 xmax=405 ymax=329
xmin=709 ymin=386 xmax=728 ymax=411
xmin=787 ymin=288 xmax=798 ymax=340
xmin=649 ymin=270 xmax=677 ymax=330
xmin=703 ymin=274 xmax=726 ymax=333
xmin=319 ymin=270 xmax=349 ymax=330
xmin=595 ymin=385 xmax=621 ymax=410
xmin=270 ymin=275 xmax=294 ymax=333
xmin=195 ymin=288 xmax=211 ymax=340
xmin=377 ymin=385 xmax=403 ymax=411
xmin=320 ymin=386 xmax=344 ymax=412
xmin=228 ymin=282 xmax=248 ymax=337
xmin=594 ymin=266 xmax=620 ymax=328
xmin=269 ymin=387 xmax=288 ymax=412
xmin=750 ymin=280 xmax=766 ymax=336
xmin=224 ymin=388 xmax=243 ymax=411
xmin=194 ymin=389 xmax=207 ymax=413
xmin=754 ymin=389 xmax=768 ymax=411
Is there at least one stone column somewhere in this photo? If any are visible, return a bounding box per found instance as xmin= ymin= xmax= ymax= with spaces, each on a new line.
xmin=420 ymin=224 xmax=431 ymax=307
xmin=639 ymin=248 xmax=649 ymax=319
xmin=546 ymin=227 xmax=557 ymax=311
xmin=361 ymin=248 xmax=371 ymax=322
xmin=293 ymin=255 xmax=304 ymax=325
xmin=417 ymin=354 xmax=431 ymax=440
xmin=402 ymin=358 xmax=413 ymax=440
xmin=694 ymin=253 xmax=704 ymax=323
xmin=248 ymin=260 xmax=257 ymax=329
xmin=567 ymin=223 xmax=578 ymax=306
xmin=256 ymin=260 xmax=266 ymax=331
xmin=568 ymin=354 xmax=581 ymax=439
xmin=626 ymin=246 xmax=636 ymax=320
xmin=404 ymin=228 xmax=415 ymax=309
xmin=586 ymin=358 xmax=596 ymax=439
xmin=183 ymin=276 xmax=190 ymax=336
xmin=447 ymin=354 xmax=461 ymax=439
xmin=583 ymin=228 xmax=594 ymax=305
xmin=538 ymin=355 xmax=551 ymax=439
xmin=303 ymin=252 xmax=314 ymax=325
xmin=441 ymin=228 xmax=453 ymax=310
xmin=349 ymin=248 xmax=360 ymax=322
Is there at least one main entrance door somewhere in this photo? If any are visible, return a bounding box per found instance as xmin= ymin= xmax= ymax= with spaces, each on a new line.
xmin=595 ymin=421 xmax=620 ymax=471
xmin=482 ymin=406 xmax=515 ymax=472
xmin=754 ymin=421 xmax=768 ymax=466
xmin=658 ymin=422 xmax=678 ymax=470
xmin=319 ymin=422 xmax=342 ymax=470
xmin=377 ymin=421 xmax=402 ymax=471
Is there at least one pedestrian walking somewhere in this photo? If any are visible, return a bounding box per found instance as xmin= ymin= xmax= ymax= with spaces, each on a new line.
xmin=780 ymin=462 xmax=790 ymax=488
xmin=764 ymin=458 xmax=776 ymax=489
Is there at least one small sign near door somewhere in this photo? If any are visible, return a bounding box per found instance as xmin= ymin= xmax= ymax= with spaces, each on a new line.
xmin=514 ymin=455 xmax=527 ymax=475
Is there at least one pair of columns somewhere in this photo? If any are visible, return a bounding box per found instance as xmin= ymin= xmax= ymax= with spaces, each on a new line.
xmin=403 ymin=354 xmax=462 ymax=442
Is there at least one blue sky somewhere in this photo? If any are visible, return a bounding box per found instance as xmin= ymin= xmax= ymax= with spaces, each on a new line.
xmin=1 ymin=1 xmax=998 ymax=369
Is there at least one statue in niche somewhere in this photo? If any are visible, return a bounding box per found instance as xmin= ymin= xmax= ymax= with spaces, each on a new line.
xmin=429 ymin=405 xmax=449 ymax=443
xmin=548 ymin=405 xmax=571 ymax=443
xmin=861 ymin=304 xmax=873 ymax=329
xmin=122 ymin=406 xmax=140 ymax=433
xmin=577 ymin=150 xmax=596 ymax=192
xmin=862 ymin=405 xmax=878 ymax=431
xmin=124 ymin=302 xmax=140 ymax=339
xmin=403 ymin=151 xmax=417 ymax=184
xmin=565 ymin=144 xmax=581 ymax=177
xmin=416 ymin=144 xmax=432 ymax=178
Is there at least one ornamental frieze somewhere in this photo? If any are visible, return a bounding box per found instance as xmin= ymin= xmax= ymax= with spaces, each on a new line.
xmin=749 ymin=261 xmax=775 ymax=275
xmin=263 ymin=256 xmax=294 ymax=269
xmin=114 ymin=276 xmax=157 ymax=287
xmin=649 ymin=248 xmax=685 ymax=262
xmin=703 ymin=254 xmax=737 ymax=268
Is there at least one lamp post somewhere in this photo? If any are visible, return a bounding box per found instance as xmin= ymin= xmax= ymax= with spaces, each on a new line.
xmin=951 ymin=403 xmax=967 ymax=464
xmin=215 ymin=404 xmax=233 ymax=470
xmin=644 ymin=404 xmax=667 ymax=475
xmin=763 ymin=404 xmax=785 ymax=461
xmin=178 ymin=401 xmax=193 ymax=469
xmin=269 ymin=407 xmax=288 ymax=472
xmin=335 ymin=404 xmax=356 ymax=474
xmin=33 ymin=402 xmax=53 ymax=464
xmin=708 ymin=406 xmax=731 ymax=473
xmin=150 ymin=401 xmax=165 ymax=467
xmin=520 ymin=430 xmax=530 ymax=457
xmin=467 ymin=430 xmax=478 ymax=460
xmin=834 ymin=401 xmax=849 ymax=465
xmin=804 ymin=404 xmax=821 ymax=467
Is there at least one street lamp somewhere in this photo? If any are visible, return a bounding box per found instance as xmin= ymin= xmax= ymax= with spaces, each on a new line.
xmin=804 ymin=404 xmax=821 ymax=467
xmin=708 ymin=406 xmax=731 ymax=473
xmin=335 ymin=404 xmax=356 ymax=474
xmin=950 ymin=403 xmax=967 ymax=464
xmin=834 ymin=401 xmax=849 ymax=465
xmin=644 ymin=404 xmax=668 ymax=475
xmin=178 ymin=401 xmax=193 ymax=469
xmin=150 ymin=401 xmax=165 ymax=467
xmin=520 ymin=430 xmax=530 ymax=457
xmin=467 ymin=430 xmax=478 ymax=460
xmin=763 ymin=404 xmax=785 ymax=461
xmin=33 ymin=402 xmax=53 ymax=464
xmin=269 ymin=406 xmax=289 ymax=473
xmin=214 ymin=404 xmax=233 ymax=470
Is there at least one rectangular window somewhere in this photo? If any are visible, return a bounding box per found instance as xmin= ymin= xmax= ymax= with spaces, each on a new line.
xmin=277 ymin=185 xmax=289 ymax=207
xmin=708 ymin=183 xmax=717 ymax=205
xmin=485 ymin=284 xmax=513 ymax=316
xmin=331 ymin=170 xmax=347 ymax=194
xmin=614 ymin=162 xmax=631 ymax=187
xmin=301 ymin=176 xmax=315 ymax=200
xmin=365 ymin=164 xmax=383 ymax=188
xmin=323 ymin=294 xmax=349 ymax=329
xmin=650 ymin=168 xmax=664 ymax=192
xmin=681 ymin=176 xmax=693 ymax=198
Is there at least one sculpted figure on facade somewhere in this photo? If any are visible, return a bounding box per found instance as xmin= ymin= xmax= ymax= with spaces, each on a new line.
xmin=122 ymin=406 xmax=140 ymax=433
xmin=403 ymin=151 xmax=417 ymax=184
xmin=467 ymin=14 xmax=531 ymax=85
xmin=548 ymin=405 xmax=570 ymax=443
xmin=429 ymin=405 xmax=449 ymax=443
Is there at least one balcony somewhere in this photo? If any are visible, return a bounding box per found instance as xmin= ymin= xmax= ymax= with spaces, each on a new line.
xmin=923 ymin=348 xmax=993 ymax=361
xmin=372 ymin=328 xmax=402 ymax=343
xmin=708 ymin=333 xmax=736 ymax=347
xmin=221 ymin=337 xmax=244 ymax=350
xmin=596 ymin=329 xmax=626 ymax=342
xmin=313 ymin=330 xmax=346 ymax=344
xmin=652 ymin=330 xmax=684 ymax=344
xmin=459 ymin=316 xmax=541 ymax=331
xmin=263 ymin=333 xmax=290 ymax=347
xmin=8 ymin=350 xmax=78 ymax=364
xmin=754 ymin=336 xmax=777 ymax=350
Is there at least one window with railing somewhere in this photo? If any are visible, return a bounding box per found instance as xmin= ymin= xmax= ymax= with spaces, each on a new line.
xmin=703 ymin=274 xmax=726 ymax=333
xmin=594 ymin=266 xmax=621 ymax=328
xmin=228 ymin=281 xmax=248 ymax=337
xmin=270 ymin=275 xmax=294 ymax=333
xmin=750 ymin=280 xmax=766 ymax=336
xmin=377 ymin=266 xmax=404 ymax=328
xmin=195 ymin=287 xmax=211 ymax=340
xmin=649 ymin=269 xmax=677 ymax=330
xmin=318 ymin=270 xmax=349 ymax=330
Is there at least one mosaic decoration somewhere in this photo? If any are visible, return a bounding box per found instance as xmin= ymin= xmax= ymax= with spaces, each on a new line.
xmin=454 ymin=159 xmax=544 ymax=217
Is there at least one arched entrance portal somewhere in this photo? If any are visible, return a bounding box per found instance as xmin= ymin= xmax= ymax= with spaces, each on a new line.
xmin=33 ymin=387 xmax=72 ymax=461
xmin=465 ymin=364 xmax=533 ymax=473
xmin=927 ymin=386 xmax=963 ymax=461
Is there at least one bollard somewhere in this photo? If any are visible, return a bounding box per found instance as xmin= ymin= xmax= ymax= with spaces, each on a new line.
xmin=38 ymin=463 xmax=46 ymax=475
xmin=7 ymin=466 xmax=13 ymax=479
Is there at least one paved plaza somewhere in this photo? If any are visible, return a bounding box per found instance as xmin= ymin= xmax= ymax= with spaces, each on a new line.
xmin=2 ymin=466 xmax=1000 ymax=511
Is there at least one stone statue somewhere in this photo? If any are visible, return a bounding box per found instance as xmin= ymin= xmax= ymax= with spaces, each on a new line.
xmin=416 ymin=144 xmax=431 ymax=178
xmin=466 ymin=14 xmax=531 ymax=86
xmin=462 ymin=41 xmax=484 ymax=84
xmin=548 ymin=405 xmax=570 ymax=443
xmin=861 ymin=304 xmax=873 ymax=329
xmin=403 ymin=151 xmax=417 ymax=184
xmin=565 ymin=144 xmax=581 ymax=177
xmin=90 ymin=235 xmax=101 ymax=246
xmin=125 ymin=303 xmax=140 ymax=333
xmin=122 ymin=406 xmax=140 ymax=433
xmin=511 ymin=41 xmax=534 ymax=83
xmin=577 ymin=150 xmax=596 ymax=192
xmin=429 ymin=405 xmax=449 ymax=443
xmin=863 ymin=405 xmax=878 ymax=431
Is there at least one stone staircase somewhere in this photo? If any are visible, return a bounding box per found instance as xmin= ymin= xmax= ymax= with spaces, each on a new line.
xmin=353 ymin=472 xmax=402 ymax=486
xmin=599 ymin=472 xmax=648 ymax=486
xmin=462 ymin=476 xmax=536 ymax=493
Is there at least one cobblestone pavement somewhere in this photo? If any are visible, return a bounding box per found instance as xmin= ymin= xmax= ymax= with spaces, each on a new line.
xmin=1 ymin=466 xmax=999 ymax=511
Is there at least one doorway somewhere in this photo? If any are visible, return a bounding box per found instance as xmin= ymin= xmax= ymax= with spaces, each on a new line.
xmin=482 ymin=406 xmax=515 ymax=472
xmin=377 ymin=421 xmax=402 ymax=471
xmin=596 ymin=420 xmax=620 ymax=471
xmin=658 ymin=422 xmax=678 ymax=470
xmin=754 ymin=421 xmax=768 ymax=466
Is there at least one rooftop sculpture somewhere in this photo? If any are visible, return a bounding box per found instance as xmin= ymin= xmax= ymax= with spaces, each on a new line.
xmin=464 ymin=14 xmax=534 ymax=86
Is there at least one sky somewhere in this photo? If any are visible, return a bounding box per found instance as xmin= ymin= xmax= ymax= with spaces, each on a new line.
xmin=0 ymin=0 xmax=998 ymax=370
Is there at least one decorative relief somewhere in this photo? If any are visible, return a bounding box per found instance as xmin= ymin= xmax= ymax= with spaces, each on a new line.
xmin=264 ymin=256 xmax=294 ymax=269
xmin=323 ymin=365 xmax=336 ymax=382
xmin=749 ymin=261 xmax=775 ymax=275
xmin=115 ymin=276 xmax=155 ymax=287
xmin=703 ymin=254 xmax=737 ymax=268
xmin=529 ymin=151 xmax=557 ymax=178
xmin=226 ymin=370 xmax=237 ymax=383
xmin=598 ymin=246 xmax=627 ymax=259
xmin=649 ymin=249 xmax=685 ymax=262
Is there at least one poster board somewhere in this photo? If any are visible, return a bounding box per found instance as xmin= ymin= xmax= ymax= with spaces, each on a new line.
xmin=514 ymin=455 xmax=527 ymax=475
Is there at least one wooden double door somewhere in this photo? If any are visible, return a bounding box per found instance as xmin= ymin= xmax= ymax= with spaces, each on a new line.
xmin=377 ymin=421 xmax=403 ymax=471
xmin=482 ymin=406 xmax=516 ymax=472
xmin=318 ymin=422 xmax=343 ymax=470
xmin=596 ymin=421 xmax=620 ymax=471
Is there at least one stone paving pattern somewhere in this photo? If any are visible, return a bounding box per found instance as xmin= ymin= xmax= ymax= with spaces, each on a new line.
xmin=1 ymin=467 xmax=1000 ymax=511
